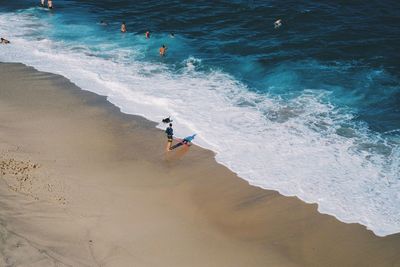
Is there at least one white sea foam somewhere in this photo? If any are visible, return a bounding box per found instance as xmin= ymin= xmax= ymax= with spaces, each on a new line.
xmin=0 ymin=11 xmax=399 ymax=236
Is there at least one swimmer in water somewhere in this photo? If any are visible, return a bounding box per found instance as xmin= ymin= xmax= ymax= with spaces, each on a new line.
xmin=0 ymin=38 xmax=10 ymax=44
xmin=121 ymin=22 xmax=127 ymax=33
xmin=159 ymin=44 xmax=167 ymax=56
xmin=145 ymin=31 xmax=150 ymax=38
xmin=274 ymin=19 xmax=282 ymax=29
xmin=40 ymin=0 xmax=45 ymax=7
xmin=47 ymin=0 xmax=53 ymax=9
xmin=169 ymin=32 xmax=175 ymax=38
xmin=100 ymin=20 xmax=108 ymax=26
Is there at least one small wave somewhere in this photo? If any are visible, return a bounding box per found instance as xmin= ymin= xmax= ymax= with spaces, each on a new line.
xmin=182 ymin=56 xmax=202 ymax=72
xmin=384 ymin=129 xmax=400 ymax=135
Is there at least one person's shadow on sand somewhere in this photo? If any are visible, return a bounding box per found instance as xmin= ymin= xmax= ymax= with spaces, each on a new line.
xmin=164 ymin=145 xmax=190 ymax=162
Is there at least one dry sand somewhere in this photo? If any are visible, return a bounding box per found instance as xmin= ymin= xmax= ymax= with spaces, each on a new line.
xmin=0 ymin=62 xmax=399 ymax=267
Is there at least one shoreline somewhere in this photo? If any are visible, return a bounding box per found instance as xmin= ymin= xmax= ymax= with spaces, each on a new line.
xmin=1 ymin=62 xmax=400 ymax=266
xmin=0 ymin=31 xmax=398 ymax=237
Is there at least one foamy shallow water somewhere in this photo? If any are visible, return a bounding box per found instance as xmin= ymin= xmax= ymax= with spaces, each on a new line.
xmin=0 ymin=8 xmax=399 ymax=237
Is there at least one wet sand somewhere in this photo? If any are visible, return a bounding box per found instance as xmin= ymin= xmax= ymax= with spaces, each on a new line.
xmin=0 ymin=62 xmax=399 ymax=266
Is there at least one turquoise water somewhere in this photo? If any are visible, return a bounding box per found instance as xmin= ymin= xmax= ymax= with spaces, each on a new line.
xmin=0 ymin=0 xmax=399 ymax=236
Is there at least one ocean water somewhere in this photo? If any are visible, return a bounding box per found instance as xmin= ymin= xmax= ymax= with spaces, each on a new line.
xmin=0 ymin=0 xmax=399 ymax=236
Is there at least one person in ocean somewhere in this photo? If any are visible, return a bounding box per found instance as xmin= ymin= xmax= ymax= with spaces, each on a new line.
xmin=162 ymin=116 xmax=173 ymax=123
xmin=40 ymin=0 xmax=45 ymax=7
xmin=274 ymin=19 xmax=282 ymax=29
xmin=169 ymin=33 xmax=175 ymax=38
xmin=100 ymin=20 xmax=108 ymax=26
xmin=145 ymin=31 xmax=150 ymax=38
xmin=0 ymin=38 xmax=10 ymax=44
xmin=121 ymin=22 xmax=127 ymax=33
xmin=165 ymin=123 xmax=173 ymax=151
xmin=159 ymin=44 xmax=167 ymax=56
xmin=47 ymin=0 xmax=53 ymax=9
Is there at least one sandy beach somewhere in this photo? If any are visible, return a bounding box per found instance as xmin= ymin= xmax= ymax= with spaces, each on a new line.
xmin=0 ymin=62 xmax=399 ymax=267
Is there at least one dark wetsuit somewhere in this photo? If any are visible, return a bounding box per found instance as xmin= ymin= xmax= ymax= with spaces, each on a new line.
xmin=165 ymin=127 xmax=173 ymax=142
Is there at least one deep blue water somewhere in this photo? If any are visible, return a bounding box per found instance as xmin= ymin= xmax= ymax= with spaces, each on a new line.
xmin=2 ymin=0 xmax=399 ymax=132
xmin=0 ymin=0 xmax=399 ymax=236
